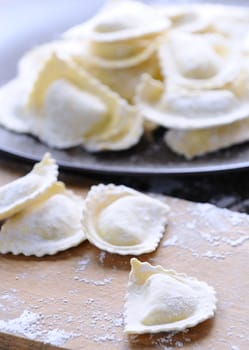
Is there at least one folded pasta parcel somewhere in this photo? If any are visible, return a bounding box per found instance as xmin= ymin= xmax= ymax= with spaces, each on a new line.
xmin=82 ymin=184 xmax=170 ymax=255
xmin=65 ymin=0 xmax=170 ymax=102
xmin=0 ymin=54 xmax=143 ymax=151
xmin=0 ymin=153 xmax=58 ymax=221
xmin=0 ymin=153 xmax=86 ymax=256
xmin=64 ymin=0 xmax=171 ymax=69
xmin=136 ymin=31 xmax=249 ymax=130
xmin=124 ymin=259 xmax=217 ymax=334
xmin=0 ymin=182 xmax=86 ymax=257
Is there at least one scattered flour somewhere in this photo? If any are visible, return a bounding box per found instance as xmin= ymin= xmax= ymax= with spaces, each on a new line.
xmin=163 ymin=235 xmax=179 ymax=247
xmin=99 ymin=251 xmax=106 ymax=264
xmin=76 ymin=277 xmax=112 ymax=286
xmin=43 ymin=328 xmax=78 ymax=346
xmin=202 ymin=251 xmax=227 ymax=260
xmin=222 ymin=235 xmax=249 ymax=247
xmin=0 ymin=310 xmax=78 ymax=346
xmin=0 ymin=310 xmax=42 ymax=340
xmin=76 ymin=257 xmax=90 ymax=272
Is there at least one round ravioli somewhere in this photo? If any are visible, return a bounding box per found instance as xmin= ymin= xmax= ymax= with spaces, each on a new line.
xmin=159 ymin=32 xmax=242 ymax=90
xmin=64 ymin=0 xmax=170 ymax=42
xmin=0 ymin=182 xmax=86 ymax=256
xmin=82 ymin=184 xmax=170 ymax=255
xmin=165 ymin=117 xmax=249 ymax=159
xmin=0 ymin=153 xmax=58 ymax=221
xmin=64 ymin=0 xmax=170 ymax=69
xmin=124 ymin=258 xmax=217 ymax=334
xmin=153 ymin=4 xmax=212 ymax=33
xmin=135 ymin=73 xmax=249 ymax=130
xmin=76 ymin=33 xmax=165 ymax=69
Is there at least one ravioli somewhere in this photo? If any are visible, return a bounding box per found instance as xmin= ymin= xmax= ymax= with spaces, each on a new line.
xmin=64 ymin=0 xmax=170 ymax=69
xmin=135 ymin=73 xmax=249 ymax=130
xmin=82 ymin=184 xmax=170 ymax=255
xmin=18 ymin=40 xmax=85 ymax=82
xmin=64 ymin=0 xmax=170 ymax=42
xmin=75 ymin=34 xmax=165 ymax=70
xmin=74 ymin=53 xmax=161 ymax=103
xmin=159 ymin=32 xmax=241 ymax=90
xmin=1 ymin=53 xmax=143 ymax=151
xmin=165 ymin=117 xmax=249 ymax=159
xmin=154 ymin=4 xmax=211 ymax=33
xmin=124 ymin=258 xmax=217 ymax=334
xmin=0 ymin=153 xmax=58 ymax=221
xmin=0 ymin=182 xmax=86 ymax=256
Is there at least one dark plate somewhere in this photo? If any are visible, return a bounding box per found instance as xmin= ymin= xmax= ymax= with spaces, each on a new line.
xmin=1 ymin=0 xmax=249 ymax=175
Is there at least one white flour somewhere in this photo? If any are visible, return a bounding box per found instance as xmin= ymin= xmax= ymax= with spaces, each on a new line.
xmin=0 ymin=309 xmax=78 ymax=346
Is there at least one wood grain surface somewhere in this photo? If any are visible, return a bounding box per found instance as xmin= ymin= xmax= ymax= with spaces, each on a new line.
xmin=0 ymin=159 xmax=249 ymax=349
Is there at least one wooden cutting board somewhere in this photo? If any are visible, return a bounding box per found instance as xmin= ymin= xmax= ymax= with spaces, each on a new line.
xmin=0 ymin=163 xmax=249 ymax=350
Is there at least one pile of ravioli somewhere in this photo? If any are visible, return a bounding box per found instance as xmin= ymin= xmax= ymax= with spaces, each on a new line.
xmin=0 ymin=153 xmax=217 ymax=335
xmin=1 ymin=1 xmax=249 ymax=158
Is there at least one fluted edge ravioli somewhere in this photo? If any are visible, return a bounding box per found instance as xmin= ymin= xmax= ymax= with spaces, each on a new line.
xmin=1 ymin=53 xmax=143 ymax=151
xmin=159 ymin=32 xmax=242 ymax=90
xmin=64 ymin=0 xmax=170 ymax=43
xmin=135 ymin=74 xmax=249 ymax=130
xmin=124 ymin=259 xmax=217 ymax=334
xmin=75 ymin=33 xmax=165 ymax=70
xmin=153 ymin=4 xmax=212 ymax=33
xmin=82 ymin=184 xmax=170 ymax=255
xmin=0 ymin=182 xmax=86 ymax=257
xmin=0 ymin=153 xmax=58 ymax=221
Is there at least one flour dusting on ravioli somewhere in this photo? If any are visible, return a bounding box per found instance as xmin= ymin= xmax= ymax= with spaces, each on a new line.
xmin=0 ymin=182 xmax=86 ymax=256
xmin=64 ymin=0 xmax=170 ymax=69
xmin=159 ymin=32 xmax=241 ymax=90
xmin=124 ymin=258 xmax=217 ymax=334
xmin=0 ymin=153 xmax=58 ymax=221
xmin=1 ymin=53 xmax=143 ymax=151
xmin=82 ymin=184 xmax=170 ymax=255
xmin=135 ymin=74 xmax=249 ymax=130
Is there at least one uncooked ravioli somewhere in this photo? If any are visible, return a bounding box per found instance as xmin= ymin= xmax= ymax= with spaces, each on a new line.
xmin=1 ymin=53 xmax=143 ymax=151
xmin=159 ymin=32 xmax=241 ymax=89
xmin=64 ymin=0 xmax=170 ymax=69
xmin=0 ymin=153 xmax=58 ymax=221
xmin=64 ymin=0 xmax=170 ymax=43
xmin=124 ymin=258 xmax=217 ymax=334
xmin=165 ymin=117 xmax=249 ymax=159
xmin=82 ymin=184 xmax=170 ymax=255
xmin=0 ymin=182 xmax=86 ymax=256
xmin=135 ymin=72 xmax=249 ymax=130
